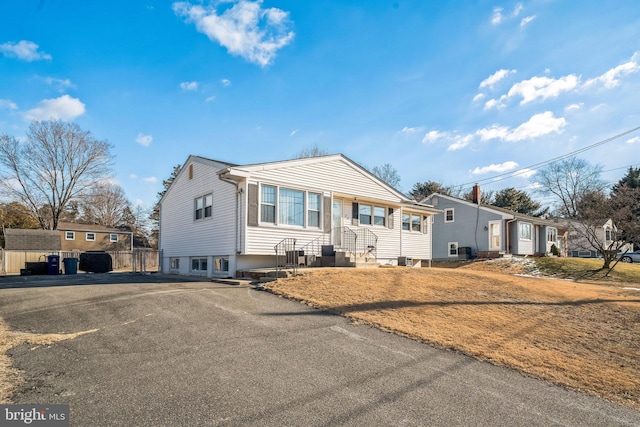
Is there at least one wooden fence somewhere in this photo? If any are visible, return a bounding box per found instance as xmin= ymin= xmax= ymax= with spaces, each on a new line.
xmin=0 ymin=249 xmax=160 ymax=275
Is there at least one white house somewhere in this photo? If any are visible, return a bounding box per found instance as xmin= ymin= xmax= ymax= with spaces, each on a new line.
xmin=159 ymin=154 xmax=440 ymax=278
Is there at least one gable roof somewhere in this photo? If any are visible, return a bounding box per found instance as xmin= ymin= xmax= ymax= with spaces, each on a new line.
xmin=3 ymin=228 xmax=61 ymax=250
xmin=165 ymin=152 xmax=440 ymax=214
xmin=424 ymin=192 xmax=556 ymax=226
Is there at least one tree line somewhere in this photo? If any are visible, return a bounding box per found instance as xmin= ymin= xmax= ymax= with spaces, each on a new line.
xmin=0 ymin=120 xmax=153 ymax=248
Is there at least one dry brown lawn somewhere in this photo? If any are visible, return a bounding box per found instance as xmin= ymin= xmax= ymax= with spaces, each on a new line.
xmin=265 ymin=264 xmax=640 ymax=410
xmin=0 ymin=320 xmax=97 ymax=403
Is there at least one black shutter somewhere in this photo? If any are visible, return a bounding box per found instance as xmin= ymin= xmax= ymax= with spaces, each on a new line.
xmin=247 ymin=184 xmax=259 ymax=226
xmin=388 ymin=207 xmax=394 ymax=229
xmin=324 ymin=196 xmax=332 ymax=232
xmin=352 ymin=202 xmax=359 ymax=226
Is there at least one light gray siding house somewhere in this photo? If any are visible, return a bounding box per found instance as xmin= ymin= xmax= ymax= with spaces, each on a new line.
xmin=423 ymin=187 xmax=560 ymax=260
xmin=159 ymin=154 xmax=440 ymax=278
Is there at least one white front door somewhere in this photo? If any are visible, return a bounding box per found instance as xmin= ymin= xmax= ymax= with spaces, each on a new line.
xmin=489 ymin=221 xmax=501 ymax=251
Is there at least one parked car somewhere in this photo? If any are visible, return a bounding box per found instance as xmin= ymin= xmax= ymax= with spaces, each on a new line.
xmin=618 ymin=250 xmax=640 ymax=263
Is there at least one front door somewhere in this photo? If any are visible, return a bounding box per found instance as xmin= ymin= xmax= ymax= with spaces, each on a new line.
xmin=489 ymin=221 xmax=501 ymax=251
xmin=332 ymin=200 xmax=342 ymax=248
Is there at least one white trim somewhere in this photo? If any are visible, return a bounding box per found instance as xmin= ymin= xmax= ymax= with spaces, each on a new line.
xmin=65 ymin=231 xmax=75 ymax=240
xmin=448 ymin=242 xmax=459 ymax=257
xmin=85 ymin=232 xmax=96 ymax=241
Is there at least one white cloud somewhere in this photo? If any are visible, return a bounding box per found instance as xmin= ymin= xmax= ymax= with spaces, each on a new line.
xmin=505 ymin=111 xmax=567 ymax=141
xmin=422 ymin=130 xmax=449 ymax=143
xmin=513 ymin=3 xmax=524 ymax=16
xmin=401 ymin=126 xmax=424 ymax=135
xmin=513 ymin=168 xmax=537 ymax=179
xmin=173 ymin=0 xmax=295 ymax=67
xmin=447 ymin=134 xmax=474 ymax=151
xmin=142 ymin=176 xmax=157 ymax=183
xmin=584 ymin=52 xmax=640 ymax=88
xmin=520 ymin=15 xmax=536 ymax=27
xmin=136 ymin=133 xmax=153 ymax=147
xmin=0 ymin=40 xmax=51 ymax=61
xmin=221 ymin=78 xmax=232 ymax=86
xmin=479 ymin=69 xmax=516 ymax=89
xmin=179 ymin=81 xmax=199 ymax=91
xmin=205 ymin=95 xmax=216 ymax=102
xmin=129 ymin=174 xmax=138 ymax=179
xmin=476 ymin=112 xmax=566 ymax=142
xmin=564 ymin=103 xmax=583 ymax=112
xmin=627 ymin=136 xmax=640 ymax=144
xmin=24 ymin=95 xmax=85 ymax=121
xmin=0 ymin=99 xmax=18 ymax=110
xmin=472 ymin=93 xmax=485 ymax=102
xmin=491 ymin=7 xmax=503 ymax=25
xmin=484 ymin=95 xmax=508 ymax=110
xmin=472 ymin=161 xmax=519 ymax=175
xmin=290 ymin=129 xmax=298 ymax=137
xmin=508 ymin=74 xmax=580 ymax=104
xmin=476 ymin=125 xmax=510 ymax=141
xmin=40 ymin=76 xmax=74 ymax=91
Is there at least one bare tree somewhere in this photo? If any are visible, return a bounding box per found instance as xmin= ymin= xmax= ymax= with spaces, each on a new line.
xmin=294 ymin=144 xmax=328 ymax=159
xmin=0 ymin=120 xmax=113 ymax=230
xmin=370 ymin=163 xmax=401 ymax=189
xmin=536 ymin=156 xmax=606 ymax=218
xmin=80 ymin=182 xmax=131 ymax=227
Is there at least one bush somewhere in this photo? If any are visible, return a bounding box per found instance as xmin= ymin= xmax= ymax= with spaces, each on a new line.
xmin=550 ymin=244 xmax=560 ymax=257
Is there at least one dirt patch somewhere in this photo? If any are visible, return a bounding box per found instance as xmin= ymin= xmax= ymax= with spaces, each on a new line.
xmin=0 ymin=320 xmax=97 ymax=403
xmin=266 ymin=266 xmax=640 ymax=410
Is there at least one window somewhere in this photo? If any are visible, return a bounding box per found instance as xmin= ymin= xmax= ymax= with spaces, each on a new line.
xmin=448 ymin=242 xmax=459 ymax=256
xmin=402 ymin=214 xmax=410 ymax=230
xmin=191 ymin=258 xmax=207 ymax=272
xmin=519 ymin=223 xmax=532 ymax=240
xmin=110 ymin=233 xmax=118 ymax=242
xmin=279 ymin=188 xmax=305 ymax=226
xmin=373 ymin=207 xmax=386 ymax=226
xmin=194 ymin=194 xmax=212 ymax=220
xmin=445 ymin=208 xmax=454 ymax=223
xmin=411 ymin=215 xmax=421 ymax=232
xmin=65 ymin=231 xmax=75 ymax=240
xmin=215 ymin=257 xmax=229 ymax=272
xmin=547 ymin=228 xmax=557 ymax=242
xmin=86 ymin=233 xmax=95 ymax=241
xmin=170 ymin=258 xmax=180 ymax=270
xmin=307 ymin=193 xmax=321 ymax=228
xmin=261 ymin=185 xmax=276 ymax=223
xmin=359 ymin=205 xmax=372 ymax=225
xmin=605 ymin=229 xmax=612 ymax=241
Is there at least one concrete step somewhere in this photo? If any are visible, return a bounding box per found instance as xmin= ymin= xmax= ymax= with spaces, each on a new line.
xmin=211 ymin=278 xmax=254 ymax=286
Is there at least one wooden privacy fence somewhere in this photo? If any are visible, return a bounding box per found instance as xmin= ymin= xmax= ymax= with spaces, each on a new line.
xmin=0 ymin=249 xmax=160 ymax=275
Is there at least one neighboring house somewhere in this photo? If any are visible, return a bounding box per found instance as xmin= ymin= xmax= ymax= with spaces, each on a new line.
xmin=57 ymin=222 xmax=133 ymax=252
xmin=559 ymin=218 xmax=631 ymax=258
xmin=3 ymin=228 xmax=61 ymax=251
xmin=159 ymin=154 xmax=440 ymax=278
xmin=423 ymin=186 xmax=561 ymax=260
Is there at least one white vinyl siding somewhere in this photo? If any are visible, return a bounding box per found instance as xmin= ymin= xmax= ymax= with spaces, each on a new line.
xmin=159 ymin=158 xmax=237 ymax=260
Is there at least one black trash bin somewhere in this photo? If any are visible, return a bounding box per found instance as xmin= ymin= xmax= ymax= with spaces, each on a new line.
xmin=63 ymin=257 xmax=78 ymax=275
xmin=47 ymin=254 xmax=60 ymax=275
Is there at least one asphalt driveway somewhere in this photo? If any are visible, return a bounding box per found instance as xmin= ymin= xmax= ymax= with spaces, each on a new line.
xmin=1 ymin=273 xmax=639 ymax=426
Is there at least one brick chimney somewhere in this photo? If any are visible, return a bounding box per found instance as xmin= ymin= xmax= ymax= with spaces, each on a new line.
xmin=472 ymin=184 xmax=480 ymax=204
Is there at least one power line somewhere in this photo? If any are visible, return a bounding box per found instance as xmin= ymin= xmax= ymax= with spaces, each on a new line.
xmin=460 ymin=125 xmax=640 ymax=188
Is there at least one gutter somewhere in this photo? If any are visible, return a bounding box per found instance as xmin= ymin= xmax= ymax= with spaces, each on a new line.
xmin=218 ymin=173 xmax=242 ymax=255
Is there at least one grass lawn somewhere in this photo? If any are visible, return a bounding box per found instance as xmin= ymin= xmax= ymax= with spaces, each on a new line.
xmin=265 ymin=258 xmax=640 ymax=410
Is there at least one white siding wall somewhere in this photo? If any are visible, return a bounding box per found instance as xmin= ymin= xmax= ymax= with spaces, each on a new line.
xmin=160 ymin=159 xmax=237 ymax=265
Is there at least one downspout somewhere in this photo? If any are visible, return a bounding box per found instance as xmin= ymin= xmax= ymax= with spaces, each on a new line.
xmin=505 ymin=217 xmax=517 ymax=255
xmin=219 ymin=174 xmax=241 ymax=255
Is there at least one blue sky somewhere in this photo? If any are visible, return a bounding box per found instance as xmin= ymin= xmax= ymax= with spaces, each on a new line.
xmin=1 ymin=0 xmax=639 ymax=209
